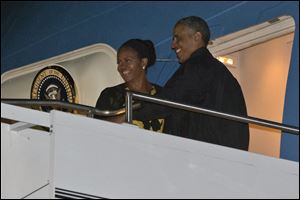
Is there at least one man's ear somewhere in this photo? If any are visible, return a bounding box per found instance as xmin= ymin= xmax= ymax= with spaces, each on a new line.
xmin=194 ymin=32 xmax=205 ymax=47
xmin=194 ymin=32 xmax=202 ymax=42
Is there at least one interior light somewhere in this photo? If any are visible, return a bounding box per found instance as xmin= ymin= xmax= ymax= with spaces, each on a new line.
xmin=217 ymin=56 xmax=225 ymax=63
xmin=217 ymin=56 xmax=234 ymax=66
xmin=226 ymin=58 xmax=233 ymax=65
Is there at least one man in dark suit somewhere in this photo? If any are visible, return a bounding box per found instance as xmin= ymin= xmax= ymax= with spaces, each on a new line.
xmin=134 ymin=16 xmax=249 ymax=150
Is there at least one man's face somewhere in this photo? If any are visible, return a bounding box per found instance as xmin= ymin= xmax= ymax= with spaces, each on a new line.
xmin=171 ymin=24 xmax=201 ymax=64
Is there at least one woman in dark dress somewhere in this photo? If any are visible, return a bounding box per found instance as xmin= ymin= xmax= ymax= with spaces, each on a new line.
xmin=95 ymin=39 xmax=165 ymax=132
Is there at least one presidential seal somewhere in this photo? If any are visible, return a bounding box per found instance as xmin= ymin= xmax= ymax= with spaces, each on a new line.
xmin=31 ymin=65 xmax=76 ymax=112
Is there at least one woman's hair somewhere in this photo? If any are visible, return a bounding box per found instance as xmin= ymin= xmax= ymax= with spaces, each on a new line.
xmin=118 ymin=39 xmax=156 ymax=68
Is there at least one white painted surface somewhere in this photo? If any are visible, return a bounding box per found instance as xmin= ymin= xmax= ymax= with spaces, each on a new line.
xmin=1 ymin=43 xmax=123 ymax=107
xmin=52 ymin=110 xmax=299 ymax=199
xmin=1 ymin=103 xmax=50 ymax=127
xmin=1 ymin=124 xmax=53 ymax=199
xmin=208 ymin=15 xmax=295 ymax=57
xmin=1 ymin=103 xmax=54 ymax=199
xmin=1 ymin=104 xmax=298 ymax=198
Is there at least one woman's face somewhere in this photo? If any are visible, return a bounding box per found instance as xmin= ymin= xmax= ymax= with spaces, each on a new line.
xmin=117 ymin=47 xmax=145 ymax=83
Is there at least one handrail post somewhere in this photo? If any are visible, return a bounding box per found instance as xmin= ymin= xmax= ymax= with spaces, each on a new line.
xmin=87 ymin=110 xmax=93 ymax=118
xmin=125 ymin=91 xmax=133 ymax=124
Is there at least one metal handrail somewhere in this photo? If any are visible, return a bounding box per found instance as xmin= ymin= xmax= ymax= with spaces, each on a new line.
xmin=1 ymin=99 xmax=141 ymax=117
xmin=125 ymin=91 xmax=299 ymax=135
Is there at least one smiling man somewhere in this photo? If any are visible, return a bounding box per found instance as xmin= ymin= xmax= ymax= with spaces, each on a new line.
xmin=172 ymin=16 xmax=210 ymax=64
xmin=134 ymin=16 xmax=249 ymax=151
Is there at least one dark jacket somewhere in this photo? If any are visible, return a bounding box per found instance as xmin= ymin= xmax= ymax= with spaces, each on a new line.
xmin=95 ymin=83 xmax=129 ymax=111
xmin=95 ymin=83 xmax=166 ymax=132
xmin=134 ymin=47 xmax=249 ymax=150
xmin=96 ymin=83 xmax=162 ymax=110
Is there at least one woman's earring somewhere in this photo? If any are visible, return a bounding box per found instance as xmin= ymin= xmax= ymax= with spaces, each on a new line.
xmin=142 ymin=66 xmax=146 ymax=70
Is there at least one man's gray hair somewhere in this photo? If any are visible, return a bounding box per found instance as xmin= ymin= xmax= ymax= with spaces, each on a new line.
xmin=175 ymin=16 xmax=210 ymax=47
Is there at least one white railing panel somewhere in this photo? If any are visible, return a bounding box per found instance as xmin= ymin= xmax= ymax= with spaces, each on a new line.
xmin=1 ymin=123 xmax=53 ymax=199
xmin=1 ymin=103 xmax=50 ymax=127
xmin=52 ymin=110 xmax=299 ymax=199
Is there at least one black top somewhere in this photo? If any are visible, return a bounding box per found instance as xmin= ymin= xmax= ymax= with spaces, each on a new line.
xmin=134 ymin=47 xmax=249 ymax=150
xmin=95 ymin=83 xmax=165 ymax=132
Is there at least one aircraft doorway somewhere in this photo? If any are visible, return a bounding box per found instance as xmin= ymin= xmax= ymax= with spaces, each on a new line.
xmin=209 ymin=16 xmax=295 ymax=158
